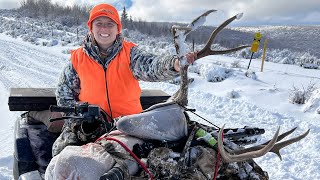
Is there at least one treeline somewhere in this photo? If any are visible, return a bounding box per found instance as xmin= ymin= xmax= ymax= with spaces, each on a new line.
xmin=18 ymin=0 xmax=90 ymax=27
xmin=124 ymin=20 xmax=252 ymax=48
xmin=16 ymin=0 xmax=252 ymax=47
xmin=121 ymin=7 xmax=251 ymax=47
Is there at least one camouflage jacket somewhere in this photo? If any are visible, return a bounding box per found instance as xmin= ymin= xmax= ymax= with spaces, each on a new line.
xmin=56 ymin=34 xmax=178 ymax=107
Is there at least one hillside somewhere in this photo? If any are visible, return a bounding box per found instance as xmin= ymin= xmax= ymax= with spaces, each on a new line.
xmin=233 ymin=25 xmax=320 ymax=58
xmin=1 ymin=9 xmax=319 ymax=61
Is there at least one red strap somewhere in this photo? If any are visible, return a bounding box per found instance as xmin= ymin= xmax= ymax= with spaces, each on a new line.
xmin=213 ymin=131 xmax=223 ymax=180
xmin=95 ymin=136 xmax=154 ymax=180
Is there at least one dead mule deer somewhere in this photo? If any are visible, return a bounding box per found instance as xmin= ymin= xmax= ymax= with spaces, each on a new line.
xmin=171 ymin=10 xmax=309 ymax=163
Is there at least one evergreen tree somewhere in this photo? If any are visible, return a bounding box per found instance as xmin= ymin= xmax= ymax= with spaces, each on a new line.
xmin=121 ymin=6 xmax=128 ymax=28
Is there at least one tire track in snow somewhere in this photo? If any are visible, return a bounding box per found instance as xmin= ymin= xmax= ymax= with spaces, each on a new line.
xmin=0 ymin=39 xmax=67 ymax=89
xmin=0 ymin=37 xmax=68 ymax=179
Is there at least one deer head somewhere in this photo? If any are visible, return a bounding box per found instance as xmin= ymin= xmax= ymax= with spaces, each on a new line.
xmin=170 ymin=10 xmax=310 ymax=163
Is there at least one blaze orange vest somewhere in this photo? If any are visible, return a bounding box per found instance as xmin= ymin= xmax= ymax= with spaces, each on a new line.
xmin=71 ymin=41 xmax=142 ymax=119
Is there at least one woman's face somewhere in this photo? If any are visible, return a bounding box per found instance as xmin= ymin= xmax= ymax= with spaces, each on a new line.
xmin=91 ymin=16 xmax=118 ymax=50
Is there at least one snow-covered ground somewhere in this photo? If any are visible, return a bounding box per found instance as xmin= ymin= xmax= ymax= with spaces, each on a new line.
xmin=0 ymin=26 xmax=319 ymax=180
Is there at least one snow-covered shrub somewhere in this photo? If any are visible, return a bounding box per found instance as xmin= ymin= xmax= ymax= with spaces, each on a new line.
xmin=54 ymin=23 xmax=64 ymax=30
xmin=297 ymin=53 xmax=319 ymax=67
xmin=148 ymin=40 xmax=157 ymax=47
xmin=245 ymin=70 xmax=257 ymax=80
xmin=62 ymin=49 xmax=72 ymax=54
xmin=6 ymin=30 xmax=17 ymax=38
xmin=42 ymin=41 xmax=48 ymax=46
xmin=22 ymin=36 xmax=37 ymax=43
xmin=267 ymin=49 xmax=294 ymax=64
xmin=61 ymin=41 xmax=68 ymax=46
xmin=61 ymin=36 xmax=72 ymax=44
xmin=231 ymin=60 xmax=241 ymax=68
xmin=241 ymin=50 xmax=247 ymax=58
xmin=266 ymin=49 xmax=320 ymax=68
xmin=33 ymin=22 xmax=42 ymax=26
xmin=47 ymin=39 xmax=59 ymax=47
xmin=227 ymin=90 xmax=240 ymax=99
xmin=31 ymin=31 xmax=43 ymax=38
xmin=290 ymin=89 xmax=307 ymax=104
xmin=302 ymin=63 xmax=319 ymax=69
xmin=289 ymin=82 xmax=317 ymax=104
xmin=234 ymin=48 xmax=262 ymax=59
xmin=303 ymin=89 xmax=320 ymax=114
xmin=158 ymin=42 xmax=169 ymax=49
xmin=188 ymin=63 xmax=201 ymax=74
xmin=122 ymin=29 xmax=130 ymax=38
xmin=200 ymin=64 xmax=231 ymax=82
xmin=268 ymin=84 xmax=279 ymax=93
xmin=58 ymin=16 xmax=75 ymax=27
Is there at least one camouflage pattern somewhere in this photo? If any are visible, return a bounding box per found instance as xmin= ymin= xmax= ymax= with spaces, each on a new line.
xmin=52 ymin=123 xmax=81 ymax=156
xmin=53 ymin=33 xmax=179 ymax=156
xmin=56 ymin=33 xmax=178 ymax=107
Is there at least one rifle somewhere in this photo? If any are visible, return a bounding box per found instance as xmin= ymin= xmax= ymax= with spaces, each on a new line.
xmin=195 ymin=123 xmax=265 ymax=146
xmin=49 ymin=102 xmax=113 ymax=141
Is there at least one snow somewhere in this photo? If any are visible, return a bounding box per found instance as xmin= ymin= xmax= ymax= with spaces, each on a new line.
xmin=0 ymin=16 xmax=319 ymax=180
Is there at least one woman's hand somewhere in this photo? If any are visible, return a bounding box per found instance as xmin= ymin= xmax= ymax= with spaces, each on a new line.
xmin=174 ymin=51 xmax=197 ymax=72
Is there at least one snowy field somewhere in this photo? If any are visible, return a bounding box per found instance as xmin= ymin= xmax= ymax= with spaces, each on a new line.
xmin=0 ymin=25 xmax=320 ymax=180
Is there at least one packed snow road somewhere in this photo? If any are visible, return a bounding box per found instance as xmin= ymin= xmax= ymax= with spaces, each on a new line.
xmin=0 ymin=35 xmax=67 ymax=179
xmin=0 ymin=38 xmax=66 ymax=89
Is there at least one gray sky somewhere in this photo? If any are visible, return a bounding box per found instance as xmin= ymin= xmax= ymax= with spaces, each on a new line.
xmin=0 ymin=0 xmax=19 ymax=9
xmin=1 ymin=0 xmax=319 ymax=26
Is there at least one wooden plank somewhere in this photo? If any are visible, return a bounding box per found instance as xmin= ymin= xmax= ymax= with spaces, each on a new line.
xmin=8 ymin=88 xmax=170 ymax=111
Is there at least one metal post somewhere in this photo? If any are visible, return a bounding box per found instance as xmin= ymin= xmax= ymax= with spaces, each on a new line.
xmin=247 ymin=52 xmax=254 ymax=70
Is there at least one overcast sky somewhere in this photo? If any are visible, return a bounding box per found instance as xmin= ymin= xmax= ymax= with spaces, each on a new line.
xmin=1 ymin=0 xmax=319 ymax=26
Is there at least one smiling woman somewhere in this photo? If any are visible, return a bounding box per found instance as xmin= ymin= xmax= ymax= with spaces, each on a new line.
xmin=91 ymin=17 xmax=119 ymax=51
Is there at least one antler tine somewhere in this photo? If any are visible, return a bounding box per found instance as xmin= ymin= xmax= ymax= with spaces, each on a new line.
xmin=263 ymin=127 xmax=297 ymax=145
xmin=268 ymin=129 xmax=310 ymax=160
xmin=196 ymin=13 xmax=248 ymax=60
xmin=229 ymin=127 xmax=297 ymax=156
xmin=230 ymin=127 xmax=309 ymax=160
xmin=218 ymin=124 xmax=280 ymax=163
xmin=209 ymin=45 xmax=251 ymax=55
xmin=186 ymin=9 xmax=217 ymax=35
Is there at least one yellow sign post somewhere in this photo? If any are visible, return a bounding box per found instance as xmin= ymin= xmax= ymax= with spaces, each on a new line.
xmin=261 ymin=39 xmax=268 ymax=72
xmin=250 ymin=32 xmax=262 ymax=52
xmin=247 ymin=32 xmax=262 ymax=70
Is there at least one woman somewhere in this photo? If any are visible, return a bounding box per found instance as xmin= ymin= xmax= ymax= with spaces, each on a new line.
xmin=52 ymin=3 xmax=196 ymax=156
xmin=45 ymin=3 xmax=197 ymax=179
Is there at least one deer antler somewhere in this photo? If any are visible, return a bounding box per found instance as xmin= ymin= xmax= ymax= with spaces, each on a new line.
xmin=196 ymin=13 xmax=250 ymax=60
xmin=218 ymin=125 xmax=310 ymax=163
xmin=171 ymin=10 xmax=250 ymax=106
